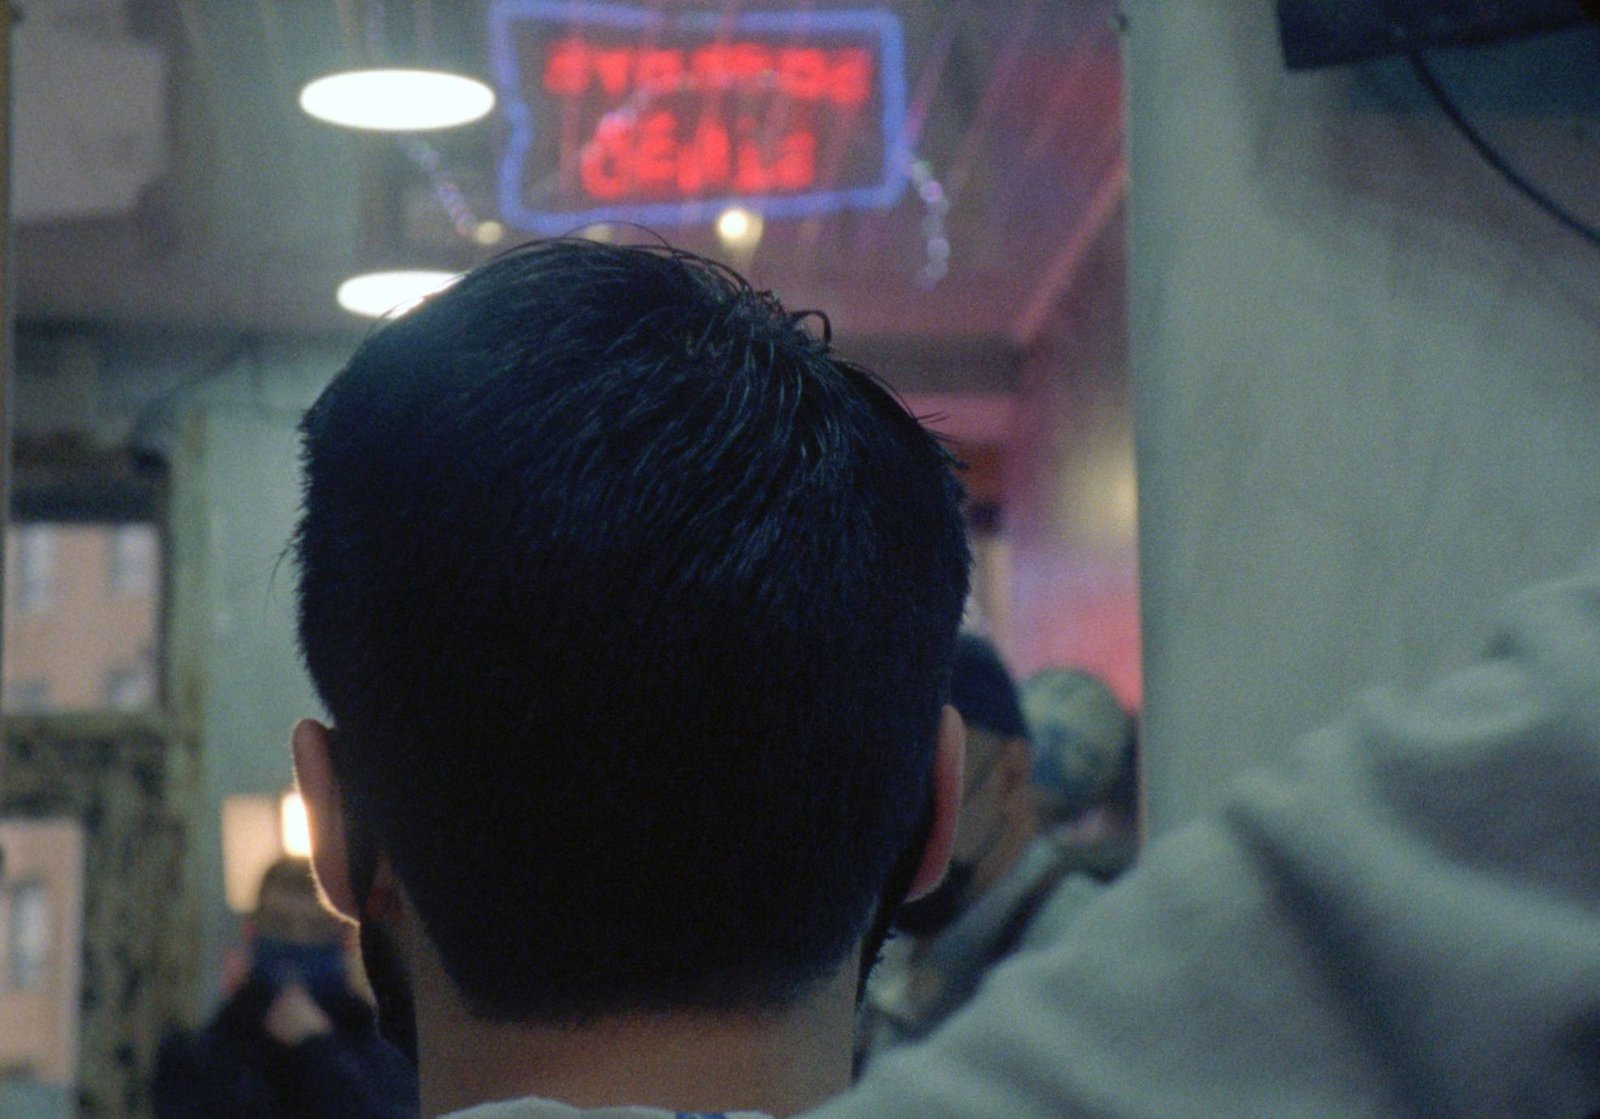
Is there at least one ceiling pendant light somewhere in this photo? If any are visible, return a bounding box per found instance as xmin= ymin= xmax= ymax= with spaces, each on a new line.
xmin=336 ymin=268 xmax=460 ymax=318
xmin=300 ymin=69 xmax=494 ymax=132
xmin=299 ymin=1 xmax=495 ymax=132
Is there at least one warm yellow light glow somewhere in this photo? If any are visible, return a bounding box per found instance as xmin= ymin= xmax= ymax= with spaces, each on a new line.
xmin=717 ymin=208 xmax=751 ymax=241
xmin=472 ymin=219 xmax=506 ymax=245
xmin=336 ymin=269 xmax=460 ymax=317
xmin=280 ymin=791 xmax=313 ymax=859
xmin=299 ymin=69 xmax=495 ymax=131
xmin=221 ymin=795 xmax=281 ymax=913
xmin=716 ymin=207 xmax=762 ymax=248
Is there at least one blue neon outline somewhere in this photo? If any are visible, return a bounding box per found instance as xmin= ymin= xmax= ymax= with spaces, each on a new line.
xmin=488 ymin=0 xmax=910 ymax=233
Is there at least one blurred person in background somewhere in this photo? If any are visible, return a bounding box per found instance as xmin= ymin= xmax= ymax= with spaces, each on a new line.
xmin=858 ymin=637 xmax=1123 ymax=1067
xmin=813 ymin=560 xmax=1600 ymax=1119
xmin=1020 ymin=668 xmax=1139 ymax=877
xmin=153 ymin=856 xmax=417 ymax=1119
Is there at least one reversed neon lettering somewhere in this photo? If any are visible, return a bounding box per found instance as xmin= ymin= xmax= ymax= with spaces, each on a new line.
xmin=580 ymin=113 xmax=632 ymax=199
xmin=636 ymin=49 xmax=685 ymax=95
xmin=592 ymin=49 xmax=633 ymax=97
xmin=634 ymin=111 xmax=678 ymax=188
xmin=776 ymin=48 xmax=828 ymax=100
xmin=533 ymin=27 xmax=884 ymax=207
xmin=829 ymin=49 xmax=872 ymax=106
xmin=519 ymin=40 xmax=876 ymax=100
xmin=543 ymin=38 xmax=588 ymax=95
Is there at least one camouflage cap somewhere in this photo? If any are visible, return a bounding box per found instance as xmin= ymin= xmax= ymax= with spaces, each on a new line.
xmin=1020 ymin=669 xmax=1134 ymax=817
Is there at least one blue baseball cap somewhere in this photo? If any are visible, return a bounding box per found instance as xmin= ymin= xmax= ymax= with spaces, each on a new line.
xmin=950 ymin=633 xmax=1027 ymax=739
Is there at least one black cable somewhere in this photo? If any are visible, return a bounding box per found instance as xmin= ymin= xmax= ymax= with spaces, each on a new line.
xmin=1407 ymin=49 xmax=1600 ymax=252
xmin=131 ymin=333 xmax=257 ymax=426
xmin=127 ymin=333 xmax=259 ymax=461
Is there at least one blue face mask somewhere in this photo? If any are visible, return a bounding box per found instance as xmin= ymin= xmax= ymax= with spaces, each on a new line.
xmin=253 ymin=936 xmax=347 ymax=1002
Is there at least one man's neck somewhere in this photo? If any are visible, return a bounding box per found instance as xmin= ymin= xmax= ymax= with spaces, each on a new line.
xmin=416 ymin=965 xmax=859 ymax=1119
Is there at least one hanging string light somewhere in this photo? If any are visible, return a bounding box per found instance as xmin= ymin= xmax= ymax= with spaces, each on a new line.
xmin=314 ymin=3 xmax=499 ymax=314
xmin=910 ymin=158 xmax=951 ymax=289
xmin=401 ymin=137 xmax=493 ymax=241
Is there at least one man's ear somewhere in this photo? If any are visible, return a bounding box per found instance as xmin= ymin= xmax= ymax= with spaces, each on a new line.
xmin=906 ymin=704 xmax=966 ymax=901
xmin=291 ymin=718 xmax=360 ymax=924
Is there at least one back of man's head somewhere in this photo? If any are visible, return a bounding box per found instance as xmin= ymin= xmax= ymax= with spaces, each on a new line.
xmin=294 ymin=240 xmax=970 ymax=1025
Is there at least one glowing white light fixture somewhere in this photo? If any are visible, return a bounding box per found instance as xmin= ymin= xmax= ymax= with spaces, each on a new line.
xmin=280 ymin=791 xmax=313 ymax=859
xmin=716 ymin=206 xmax=763 ymax=250
xmin=336 ymin=268 xmax=460 ymax=318
xmin=299 ymin=68 xmax=495 ymax=132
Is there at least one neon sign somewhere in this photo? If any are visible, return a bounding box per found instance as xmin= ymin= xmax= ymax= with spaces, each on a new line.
xmin=488 ymin=2 xmax=909 ymax=232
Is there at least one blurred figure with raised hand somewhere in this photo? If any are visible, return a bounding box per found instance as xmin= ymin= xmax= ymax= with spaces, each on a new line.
xmin=154 ymin=856 xmax=416 ymax=1119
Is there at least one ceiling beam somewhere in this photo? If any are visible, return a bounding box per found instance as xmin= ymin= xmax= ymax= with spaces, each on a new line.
xmin=1008 ymin=152 xmax=1127 ymax=349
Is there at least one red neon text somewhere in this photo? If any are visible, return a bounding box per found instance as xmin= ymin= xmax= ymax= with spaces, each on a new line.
xmin=544 ymin=38 xmax=873 ymax=106
xmin=580 ymin=110 xmax=817 ymax=199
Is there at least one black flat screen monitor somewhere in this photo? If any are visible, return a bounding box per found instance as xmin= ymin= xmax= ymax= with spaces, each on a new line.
xmin=1277 ymin=0 xmax=1594 ymax=69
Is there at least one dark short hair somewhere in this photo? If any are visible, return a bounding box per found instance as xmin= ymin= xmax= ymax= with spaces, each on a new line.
xmin=294 ymin=240 xmax=970 ymax=1023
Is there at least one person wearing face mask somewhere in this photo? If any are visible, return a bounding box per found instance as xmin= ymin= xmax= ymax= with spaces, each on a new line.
xmin=153 ymin=856 xmax=417 ymax=1119
xmin=856 ymin=635 xmax=1117 ymax=1067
